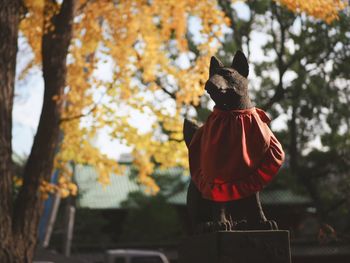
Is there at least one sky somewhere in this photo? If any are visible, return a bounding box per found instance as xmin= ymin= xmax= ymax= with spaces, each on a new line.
xmin=12 ymin=2 xmax=293 ymax=161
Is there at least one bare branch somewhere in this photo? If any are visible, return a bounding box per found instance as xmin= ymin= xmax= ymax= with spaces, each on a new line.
xmin=155 ymin=78 xmax=177 ymax=100
xmin=59 ymin=104 xmax=98 ymax=123
xmin=76 ymin=0 xmax=95 ymax=15
xmin=59 ymin=79 xmax=114 ymax=123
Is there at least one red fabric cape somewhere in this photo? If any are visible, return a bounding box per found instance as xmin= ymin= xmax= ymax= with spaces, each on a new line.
xmin=188 ymin=107 xmax=285 ymax=201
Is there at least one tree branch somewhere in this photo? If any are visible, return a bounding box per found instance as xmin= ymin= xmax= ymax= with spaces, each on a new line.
xmin=59 ymin=104 xmax=98 ymax=123
xmin=59 ymin=80 xmax=114 ymax=123
xmin=13 ymin=0 xmax=77 ymax=247
xmin=76 ymin=0 xmax=95 ymax=15
xmin=155 ymin=78 xmax=177 ymax=100
xmin=263 ymin=4 xmax=289 ymax=110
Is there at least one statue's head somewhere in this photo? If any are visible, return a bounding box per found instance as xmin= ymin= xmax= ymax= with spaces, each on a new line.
xmin=205 ymin=51 xmax=251 ymax=110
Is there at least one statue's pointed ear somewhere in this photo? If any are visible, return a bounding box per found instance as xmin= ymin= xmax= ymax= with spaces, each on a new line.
xmin=209 ymin=56 xmax=224 ymax=77
xmin=231 ymin=50 xmax=249 ymax=78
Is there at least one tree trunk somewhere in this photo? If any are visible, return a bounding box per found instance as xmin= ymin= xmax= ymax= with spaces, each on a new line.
xmin=3 ymin=0 xmax=76 ymax=262
xmin=0 ymin=0 xmax=24 ymax=261
xmin=289 ymin=95 xmax=298 ymax=177
xmin=289 ymin=81 xmax=325 ymax=220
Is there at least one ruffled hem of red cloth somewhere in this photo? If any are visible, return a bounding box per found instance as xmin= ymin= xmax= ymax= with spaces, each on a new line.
xmin=191 ymin=135 xmax=283 ymax=201
xmin=189 ymin=108 xmax=284 ymax=201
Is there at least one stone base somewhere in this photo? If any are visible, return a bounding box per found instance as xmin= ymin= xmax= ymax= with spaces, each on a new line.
xmin=179 ymin=230 xmax=291 ymax=263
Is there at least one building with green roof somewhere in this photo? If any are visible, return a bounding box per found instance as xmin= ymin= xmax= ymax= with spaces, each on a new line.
xmin=74 ymin=164 xmax=313 ymax=209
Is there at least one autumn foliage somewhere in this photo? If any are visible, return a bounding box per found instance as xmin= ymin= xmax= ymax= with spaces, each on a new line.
xmin=20 ymin=0 xmax=229 ymax=195
xmin=18 ymin=0 xmax=347 ymax=197
xmin=277 ymin=0 xmax=348 ymax=23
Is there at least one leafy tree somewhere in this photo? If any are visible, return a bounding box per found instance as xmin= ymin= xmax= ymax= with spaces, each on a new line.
xmin=1 ymin=0 xmax=226 ymax=261
xmin=1 ymin=0 xmax=75 ymax=261
xmin=217 ymin=0 xmax=350 ymax=238
xmin=0 ymin=0 xmax=346 ymax=261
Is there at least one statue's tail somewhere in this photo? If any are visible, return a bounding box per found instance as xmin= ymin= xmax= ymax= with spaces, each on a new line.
xmin=183 ymin=119 xmax=200 ymax=148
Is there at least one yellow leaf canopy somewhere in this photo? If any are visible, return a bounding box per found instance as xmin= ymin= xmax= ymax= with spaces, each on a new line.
xmin=19 ymin=0 xmax=347 ymax=196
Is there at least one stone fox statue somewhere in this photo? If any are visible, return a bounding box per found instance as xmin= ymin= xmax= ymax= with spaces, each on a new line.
xmin=183 ymin=51 xmax=285 ymax=233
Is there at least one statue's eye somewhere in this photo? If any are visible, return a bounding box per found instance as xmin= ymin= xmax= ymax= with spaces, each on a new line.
xmin=223 ymin=71 xmax=231 ymax=77
xmin=220 ymin=70 xmax=231 ymax=78
xmin=222 ymin=71 xmax=234 ymax=82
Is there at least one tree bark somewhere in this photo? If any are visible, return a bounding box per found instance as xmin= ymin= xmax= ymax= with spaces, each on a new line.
xmin=0 ymin=0 xmax=24 ymax=261
xmin=6 ymin=0 xmax=76 ymax=262
xmin=289 ymin=79 xmax=326 ymax=221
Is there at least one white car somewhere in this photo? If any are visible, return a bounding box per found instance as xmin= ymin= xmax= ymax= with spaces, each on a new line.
xmin=104 ymin=249 xmax=170 ymax=263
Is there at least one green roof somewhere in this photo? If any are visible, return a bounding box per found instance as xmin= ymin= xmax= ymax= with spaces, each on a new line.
xmin=74 ymin=164 xmax=312 ymax=209
xmin=259 ymin=189 xmax=312 ymax=206
xmin=75 ymin=165 xmax=141 ymax=209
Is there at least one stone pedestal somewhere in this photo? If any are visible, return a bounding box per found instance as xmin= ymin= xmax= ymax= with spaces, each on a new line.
xmin=179 ymin=230 xmax=291 ymax=263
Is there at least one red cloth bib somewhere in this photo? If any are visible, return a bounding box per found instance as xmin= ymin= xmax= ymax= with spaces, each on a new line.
xmin=189 ymin=107 xmax=285 ymax=201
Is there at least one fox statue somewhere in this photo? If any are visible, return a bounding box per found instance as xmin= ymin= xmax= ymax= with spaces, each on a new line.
xmin=183 ymin=51 xmax=285 ymax=233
